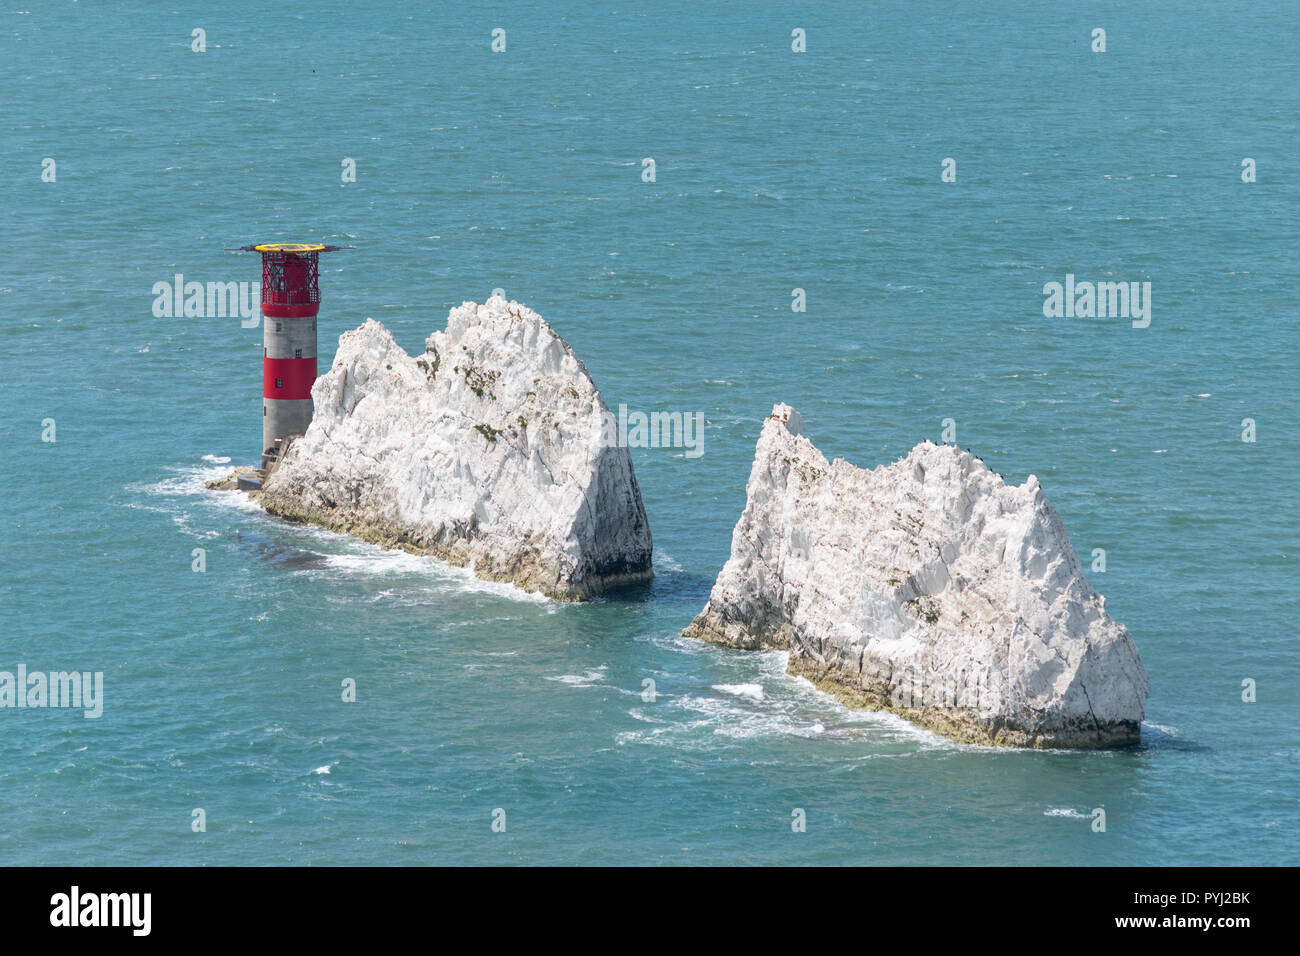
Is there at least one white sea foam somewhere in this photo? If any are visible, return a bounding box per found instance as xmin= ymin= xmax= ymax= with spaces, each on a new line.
xmin=713 ymin=682 xmax=764 ymax=700
xmin=615 ymin=649 xmax=950 ymax=749
xmin=289 ymin=537 xmax=548 ymax=602
xmin=629 ymin=644 xmax=959 ymax=749
xmin=1044 ymin=808 xmax=1088 ymax=819
xmin=625 ymin=707 xmax=668 ymax=725
xmin=138 ymin=464 xmax=555 ymax=603
xmin=548 ymin=666 xmax=608 ymax=687
xmin=654 ymin=549 xmax=683 ymax=572
xmin=649 ymin=644 xmax=1069 ymax=753
xmin=1142 ymin=721 xmax=1180 ymax=736
xmin=670 ymin=694 xmax=836 ymax=742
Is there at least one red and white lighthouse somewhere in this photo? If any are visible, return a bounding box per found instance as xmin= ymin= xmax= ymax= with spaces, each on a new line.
xmin=237 ymin=242 xmax=345 ymax=468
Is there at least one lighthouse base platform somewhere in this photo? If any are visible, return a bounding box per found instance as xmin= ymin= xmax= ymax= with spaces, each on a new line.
xmin=205 ymin=466 xmax=264 ymax=494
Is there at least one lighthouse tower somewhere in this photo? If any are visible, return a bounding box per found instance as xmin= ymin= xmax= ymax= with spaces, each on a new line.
xmin=237 ymin=243 xmax=345 ymax=468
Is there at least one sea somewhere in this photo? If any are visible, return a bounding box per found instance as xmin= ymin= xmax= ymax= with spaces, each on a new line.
xmin=2 ymin=1 xmax=1296 ymax=865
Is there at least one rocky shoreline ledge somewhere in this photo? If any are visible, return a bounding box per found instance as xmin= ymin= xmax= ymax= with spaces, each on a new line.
xmin=682 ymin=404 xmax=1149 ymax=748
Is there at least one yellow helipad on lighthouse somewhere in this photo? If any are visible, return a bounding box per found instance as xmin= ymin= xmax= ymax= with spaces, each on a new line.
xmin=253 ymin=242 xmax=326 ymax=253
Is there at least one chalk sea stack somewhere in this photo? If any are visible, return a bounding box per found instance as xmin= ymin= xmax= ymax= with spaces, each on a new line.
xmin=257 ymin=297 xmax=653 ymax=600
xmin=683 ymin=404 xmax=1149 ymax=748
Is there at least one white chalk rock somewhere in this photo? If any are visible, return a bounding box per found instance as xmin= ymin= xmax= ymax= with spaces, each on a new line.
xmin=261 ymin=297 xmax=653 ymax=600
xmin=684 ymin=404 xmax=1149 ymax=747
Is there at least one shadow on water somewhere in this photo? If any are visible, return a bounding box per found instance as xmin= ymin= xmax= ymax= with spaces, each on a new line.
xmin=589 ymin=578 xmax=656 ymax=604
xmin=234 ymin=527 xmax=332 ymax=571
xmin=1137 ymin=723 xmax=1211 ymax=754
xmin=590 ymin=565 xmax=714 ymax=607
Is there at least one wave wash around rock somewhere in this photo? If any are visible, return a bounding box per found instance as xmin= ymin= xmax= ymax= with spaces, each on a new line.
xmin=683 ymin=404 xmax=1149 ymax=748
xmin=259 ymin=298 xmax=653 ymax=600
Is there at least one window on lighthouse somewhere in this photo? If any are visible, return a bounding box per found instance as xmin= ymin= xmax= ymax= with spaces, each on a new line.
xmin=294 ymin=348 xmax=302 ymax=358
xmin=276 ymin=378 xmax=283 ymax=389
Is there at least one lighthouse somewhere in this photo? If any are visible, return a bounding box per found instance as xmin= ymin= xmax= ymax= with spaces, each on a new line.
xmin=236 ymin=243 xmax=345 ymax=468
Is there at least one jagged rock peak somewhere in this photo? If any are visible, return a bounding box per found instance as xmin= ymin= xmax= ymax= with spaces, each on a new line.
xmin=259 ymin=297 xmax=653 ymax=600
xmin=683 ymin=403 xmax=1149 ymax=748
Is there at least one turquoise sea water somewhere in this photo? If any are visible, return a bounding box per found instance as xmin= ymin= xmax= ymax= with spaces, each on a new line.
xmin=2 ymin=2 xmax=1297 ymax=865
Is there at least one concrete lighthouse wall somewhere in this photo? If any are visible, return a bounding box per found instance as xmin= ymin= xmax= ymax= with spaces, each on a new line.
xmin=262 ymin=312 xmax=317 ymax=462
